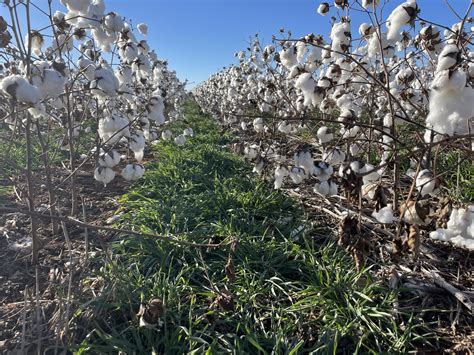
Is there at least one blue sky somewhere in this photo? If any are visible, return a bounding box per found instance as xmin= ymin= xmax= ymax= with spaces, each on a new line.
xmin=26 ymin=0 xmax=471 ymax=87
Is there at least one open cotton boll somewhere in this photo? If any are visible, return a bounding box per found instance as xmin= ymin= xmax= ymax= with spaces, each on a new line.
xmin=174 ymin=134 xmax=186 ymax=146
xmin=253 ymin=117 xmax=264 ymax=132
xmin=98 ymin=150 xmax=121 ymax=168
xmin=436 ymin=44 xmax=459 ymax=72
xmin=425 ymin=69 xmax=474 ymax=138
xmin=130 ymin=131 xmax=146 ymax=161
xmin=360 ymin=163 xmax=380 ymax=184
xmin=279 ymin=46 xmax=298 ymax=69
xmin=121 ymin=164 xmax=145 ymax=181
xmin=78 ymin=58 xmax=96 ymax=81
xmin=386 ymin=0 xmax=418 ymax=43
xmin=98 ymin=114 xmax=130 ymax=144
xmin=26 ymin=31 xmax=44 ymax=55
xmin=290 ymin=167 xmax=305 ymax=184
xmin=415 ymin=169 xmax=437 ymax=196
xmin=104 ymin=12 xmax=125 ymax=33
xmin=94 ymin=166 xmax=115 ymax=186
xmin=317 ymin=3 xmax=330 ymax=15
xmin=32 ymin=69 xmax=66 ymax=99
xmin=362 ymin=0 xmax=379 ymax=9
xmin=277 ymin=121 xmax=292 ymax=134
xmin=317 ymin=126 xmax=333 ymax=144
xmin=137 ymin=23 xmax=148 ymax=35
xmin=294 ymin=150 xmax=314 ymax=176
xmin=0 ymin=75 xmax=40 ymax=104
xmin=244 ymin=144 xmax=259 ymax=160
xmin=91 ymin=66 xmax=119 ymax=97
xmin=274 ymin=166 xmax=289 ymax=189
xmin=313 ymin=161 xmax=333 ymax=181
xmin=430 ymin=206 xmax=473 ymax=250
xmin=330 ymin=21 xmax=351 ymax=55
xmin=323 ymin=147 xmax=346 ymax=166
xmin=161 ymin=130 xmax=173 ymax=140
xmin=314 ymin=180 xmax=338 ymax=196
xmin=119 ymin=41 xmax=139 ymax=62
xmin=183 ymin=128 xmax=194 ymax=137
xmin=372 ymin=204 xmax=394 ymax=224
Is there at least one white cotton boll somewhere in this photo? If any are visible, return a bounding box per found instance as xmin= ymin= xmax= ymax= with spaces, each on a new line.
xmin=317 ymin=126 xmax=333 ymax=144
xmin=280 ymin=46 xmax=298 ymax=69
xmin=253 ymin=117 xmax=264 ymax=132
xmin=372 ymin=204 xmax=394 ymax=224
xmin=138 ymin=40 xmax=150 ymax=55
xmin=32 ymin=69 xmax=66 ymax=99
xmin=98 ymin=114 xmax=130 ymax=144
xmin=244 ymin=145 xmax=259 ymax=160
xmin=274 ymin=166 xmax=289 ymax=189
xmin=430 ymin=206 xmax=473 ymax=250
xmin=323 ymin=148 xmax=346 ymax=166
xmin=78 ymin=58 xmax=96 ymax=81
xmin=330 ymin=21 xmax=351 ymax=55
xmin=99 ymin=150 xmax=121 ymax=168
xmin=362 ymin=0 xmax=379 ymax=9
xmin=0 ymin=75 xmax=40 ymax=104
xmin=277 ymin=121 xmax=292 ymax=134
xmin=290 ymin=167 xmax=305 ymax=184
xmin=295 ymin=73 xmax=322 ymax=107
xmin=240 ymin=122 xmax=247 ymax=130
xmin=91 ymin=27 xmax=113 ymax=52
xmin=359 ymin=23 xmax=374 ymax=37
xmin=104 ymin=12 xmax=124 ymax=33
xmin=436 ymin=44 xmax=459 ymax=72
xmin=294 ymin=151 xmax=314 ymax=176
xmin=52 ymin=33 xmax=74 ymax=54
xmin=121 ymin=164 xmax=145 ymax=181
xmin=317 ymin=2 xmax=330 ymax=15
xmin=183 ymin=128 xmax=194 ymax=137
xmin=174 ymin=134 xmax=186 ymax=146
xmin=350 ymin=144 xmax=361 ymax=156
xmin=162 ymin=129 xmax=172 ymax=140
xmin=253 ymin=159 xmax=265 ymax=175
xmin=91 ymin=67 xmax=119 ymax=97
xmin=26 ymin=31 xmax=44 ymax=55
xmin=313 ymin=161 xmax=333 ymax=181
xmin=130 ymin=131 xmax=146 ymax=162
xmin=314 ymin=180 xmax=337 ymax=196
xmin=426 ymin=69 xmax=474 ymax=137
xmin=119 ymin=41 xmax=139 ymax=62
xmin=94 ymin=166 xmax=115 ymax=186
xmin=137 ymin=23 xmax=148 ymax=35
xmin=416 ymin=169 xmax=437 ymax=196
xmin=386 ymin=0 xmax=418 ymax=43
xmin=361 ymin=164 xmax=380 ymax=184
xmin=28 ymin=104 xmax=46 ymax=120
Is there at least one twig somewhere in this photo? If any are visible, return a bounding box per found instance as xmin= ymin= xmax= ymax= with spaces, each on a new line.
xmin=421 ymin=268 xmax=474 ymax=314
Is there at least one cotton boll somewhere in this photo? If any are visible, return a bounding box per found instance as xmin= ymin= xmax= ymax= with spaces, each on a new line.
xmin=78 ymin=58 xmax=96 ymax=81
xmin=244 ymin=144 xmax=259 ymax=160
xmin=317 ymin=2 xmax=330 ymax=15
xmin=317 ymin=126 xmax=333 ymax=144
xmin=436 ymin=44 xmax=460 ymax=72
xmin=104 ymin=12 xmax=125 ymax=33
xmin=323 ymin=148 xmax=346 ymax=166
xmin=182 ymin=128 xmax=194 ymax=137
xmin=313 ymin=161 xmax=333 ymax=181
xmin=91 ymin=66 xmax=119 ymax=97
xmin=98 ymin=150 xmax=121 ymax=168
xmin=26 ymin=30 xmax=44 ymax=55
xmin=279 ymin=46 xmax=298 ymax=69
xmin=119 ymin=41 xmax=139 ymax=62
xmin=98 ymin=114 xmax=130 ymax=144
xmin=94 ymin=166 xmax=115 ymax=186
xmin=274 ymin=165 xmax=289 ymax=189
xmin=362 ymin=0 xmax=379 ymax=9
xmin=121 ymin=164 xmax=145 ymax=181
xmin=253 ymin=117 xmax=264 ymax=132
xmin=174 ymin=134 xmax=186 ymax=146
xmin=161 ymin=129 xmax=172 ymax=140
xmin=32 ymin=69 xmax=66 ymax=99
xmin=416 ymin=169 xmax=438 ymax=196
xmin=314 ymin=180 xmax=338 ymax=196
xmin=130 ymin=131 xmax=146 ymax=161
xmin=386 ymin=0 xmax=418 ymax=43
xmin=137 ymin=23 xmax=148 ymax=35
xmin=294 ymin=150 xmax=314 ymax=176
xmin=0 ymin=75 xmax=40 ymax=104
xmin=372 ymin=204 xmax=394 ymax=224
xmin=290 ymin=167 xmax=305 ymax=184
xmin=277 ymin=121 xmax=292 ymax=134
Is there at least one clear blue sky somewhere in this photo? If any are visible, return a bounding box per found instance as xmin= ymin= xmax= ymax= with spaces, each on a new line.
xmin=27 ymin=0 xmax=472 ymax=87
